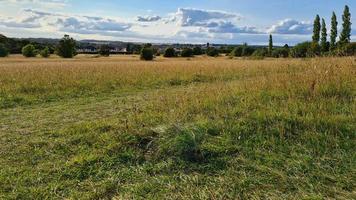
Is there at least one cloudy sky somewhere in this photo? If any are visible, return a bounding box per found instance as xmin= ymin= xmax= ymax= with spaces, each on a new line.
xmin=0 ymin=0 xmax=355 ymax=45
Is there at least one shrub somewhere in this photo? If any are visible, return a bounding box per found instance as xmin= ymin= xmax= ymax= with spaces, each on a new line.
xmin=241 ymin=45 xmax=255 ymax=57
xmin=56 ymin=35 xmax=77 ymax=58
xmin=193 ymin=46 xmax=203 ymax=55
xmin=251 ymin=48 xmax=268 ymax=58
xmin=219 ymin=46 xmax=234 ymax=54
xmin=271 ymin=48 xmax=289 ymax=58
xmin=22 ymin=44 xmax=37 ymax=57
xmin=99 ymin=45 xmax=110 ymax=57
xmin=206 ymin=47 xmax=219 ymax=57
xmin=40 ymin=47 xmax=50 ymax=58
xmin=307 ymin=42 xmax=321 ymax=57
xmin=230 ymin=44 xmax=255 ymax=57
xmin=291 ymin=42 xmax=311 ymax=58
xmin=333 ymin=42 xmax=356 ymax=56
xmin=230 ymin=46 xmax=243 ymax=57
xmin=140 ymin=47 xmax=154 ymax=61
xmin=0 ymin=43 xmax=9 ymax=57
xmin=181 ymin=48 xmax=194 ymax=57
xmin=164 ymin=47 xmax=176 ymax=57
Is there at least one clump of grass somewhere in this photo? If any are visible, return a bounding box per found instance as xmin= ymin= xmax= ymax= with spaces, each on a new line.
xmin=157 ymin=125 xmax=206 ymax=162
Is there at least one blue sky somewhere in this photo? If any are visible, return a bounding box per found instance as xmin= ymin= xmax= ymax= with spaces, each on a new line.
xmin=0 ymin=0 xmax=355 ymax=45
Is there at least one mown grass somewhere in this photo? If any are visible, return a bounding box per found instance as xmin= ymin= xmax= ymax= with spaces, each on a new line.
xmin=0 ymin=55 xmax=355 ymax=199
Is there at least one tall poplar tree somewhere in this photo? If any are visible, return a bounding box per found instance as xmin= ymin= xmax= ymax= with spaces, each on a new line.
xmin=268 ymin=34 xmax=273 ymax=55
xmin=330 ymin=12 xmax=338 ymax=50
xmin=320 ymin=18 xmax=328 ymax=52
xmin=339 ymin=5 xmax=352 ymax=44
xmin=312 ymin=15 xmax=321 ymax=43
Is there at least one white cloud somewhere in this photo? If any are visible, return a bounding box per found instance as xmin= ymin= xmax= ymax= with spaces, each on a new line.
xmin=173 ymin=8 xmax=240 ymax=27
xmin=165 ymin=8 xmax=259 ymax=35
xmin=267 ymin=19 xmax=313 ymax=35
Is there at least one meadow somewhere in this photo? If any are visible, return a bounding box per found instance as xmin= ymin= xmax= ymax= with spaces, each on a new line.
xmin=0 ymin=55 xmax=355 ymax=199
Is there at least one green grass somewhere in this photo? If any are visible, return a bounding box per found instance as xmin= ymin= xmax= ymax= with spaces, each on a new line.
xmin=0 ymin=56 xmax=355 ymax=199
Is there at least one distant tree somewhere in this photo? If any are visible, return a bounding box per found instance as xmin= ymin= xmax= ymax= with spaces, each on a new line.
xmin=346 ymin=42 xmax=356 ymax=56
xmin=164 ymin=47 xmax=176 ymax=57
xmin=56 ymin=35 xmax=77 ymax=58
xmin=271 ymin=48 xmax=289 ymax=58
xmin=241 ymin=43 xmax=255 ymax=57
xmin=217 ymin=46 xmax=233 ymax=54
xmin=22 ymin=44 xmax=37 ymax=57
xmin=99 ymin=45 xmax=110 ymax=56
xmin=0 ymin=43 xmax=9 ymax=57
xmin=181 ymin=48 xmax=194 ymax=57
xmin=230 ymin=46 xmax=244 ymax=57
xmin=192 ymin=46 xmax=203 ymax=55
xmin=291 ymin=42 xmax=312 ymax=58
xmin=330 ymin=12 xmax=338 ymax=50
xmin=268 ymin=34 xmax=273 ymax=56
xmin=251 ymin=48 xmax=268 ymax=57
xmin=339 ymin=5 xmax=352 ymax=45
xmin=307 ymin=42 xmax=321 ymax=57
xmin=40 ymin=47 xmax=50 ymax=58
xmin=132 ymin=44 xmax=142 ymax=54
xmin=320 ymin=18 xmax=328 ymax=53
xmin=206 ymin=47 xmax=219 ymax=57
xmin=140 ymin=47 xmax=154 ymax=60
xmin=144 ymin=43 xmax=152 ymax=48
xmin=312 ymin=15 xmax=321 ymax=43
xmin=126 ymin=43 xmax=132 ymax=53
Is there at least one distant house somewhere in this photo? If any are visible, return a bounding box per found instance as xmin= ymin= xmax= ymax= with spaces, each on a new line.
xmin=77 ymin=46 xmax=97 ymax=53
xmin=110 ymin=48 xmax=127 ymax=54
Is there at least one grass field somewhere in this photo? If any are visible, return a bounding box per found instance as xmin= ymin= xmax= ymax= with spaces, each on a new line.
xmin=0 ymin=55 xmax=355 ymax=199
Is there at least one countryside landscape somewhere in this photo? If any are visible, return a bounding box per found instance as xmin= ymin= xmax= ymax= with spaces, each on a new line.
xmin=0 ymin=1 xmax=355 ymax=199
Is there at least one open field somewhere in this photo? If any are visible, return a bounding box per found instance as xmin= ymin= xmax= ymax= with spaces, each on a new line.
xmin=0 ymin=55 xmax=355 ymax=199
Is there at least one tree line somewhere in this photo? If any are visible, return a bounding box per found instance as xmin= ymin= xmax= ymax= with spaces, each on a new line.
xmin=0 ymin=34 xmax=77 ymax=58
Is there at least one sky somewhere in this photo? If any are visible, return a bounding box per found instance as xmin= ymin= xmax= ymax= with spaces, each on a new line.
xmin=0 ymin=0 xmax=355 ymax=45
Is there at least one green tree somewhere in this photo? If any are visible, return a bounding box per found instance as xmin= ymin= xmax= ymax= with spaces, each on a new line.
xmin=320 ymin=18 xmax=328 ymax=53
xmin=271 ymin=46 xmax=290 ymax=58
xmin=206 ymin=47 xmax=219 ymax=57
xmin=56 ymin=35 xmax=77 ymax=58
xmin=312 ymin=15 xmax=321 ymax=43
xmin=290 ymin=42 xmax=312 ymax=58
xmin=192 ymin=46 xmax=203 ymax=55
xmin=268 ymin=34 xmax=273 ymax=56
xmin=99 ymin=45 xmax=110 ymax=57
xmin=339 ymin=5 xmax=352 ymax=45
xmin=181 ymin=48 xmax=194 ymax=57
xmin=241 ymin=43 xmax=255 ymax=57
xmin=40 ymin=47 xmax=50 ymax=58
xmin=230 ymin=46 xmax=243 ymax=57
xmin=251 ymin=48 xmax=268 ymax=58
xmin=330 ymin=12 xmax=338 ymax=50
xmin=0 ymin=43 xmax=9 ymax=57
xmin=308 ymin=42 xmax=321 ymax=57
xmin=164 ymin=47 xmax=176 ymax=57
xmin=140 ymin=47 xmax=154 ymax=61
xmin=22 ymin=44 xmax=37 ymax=57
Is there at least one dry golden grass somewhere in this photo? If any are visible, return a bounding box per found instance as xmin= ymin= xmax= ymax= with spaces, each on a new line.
xmin=1 ymin=55 xmax=354 ymax=107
